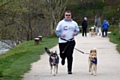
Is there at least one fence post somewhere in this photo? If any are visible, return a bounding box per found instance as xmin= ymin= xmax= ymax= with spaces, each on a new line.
xmin=34 ymin=38 xmax=39 ymax=45
xmin=38 ymin=36 xmax=42 ymax=41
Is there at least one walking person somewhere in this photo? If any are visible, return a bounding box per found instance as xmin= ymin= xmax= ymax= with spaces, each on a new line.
xmin=102 ymin=20 xmax=109 ymax=37
xmin=94 ymin=15 xmax=102 ymax=36
xmin=111 ymin=17 xmax=115 ymax=25
xmin=81 ymin=17 xmax=88 ymax=37
xmin=55 ymin=10 xmax=79 ymax=74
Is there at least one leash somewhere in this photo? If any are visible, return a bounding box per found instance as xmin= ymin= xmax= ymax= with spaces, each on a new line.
xmin=61 ymin=38 xmax=74 ymax=53
xmin=74 ymin=48 xmax=89 ymax=54
xmin=61 ymin=38 xmax=89 ymax=54
xmin=62 ymin=43 xmax=69 ymax=53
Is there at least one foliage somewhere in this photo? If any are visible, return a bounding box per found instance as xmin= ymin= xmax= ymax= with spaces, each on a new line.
xmin=102 ymin=6 xmax=116 ymax=19
xmin=109 ymin=30 xmax=120 ymax=44
xmin=66 ymin=0 xmax=120 ymax=25
xmin=0 ymin=37 xmax=58 ymax=80
xmin=109 ymin=26 xmax=120 ymax=54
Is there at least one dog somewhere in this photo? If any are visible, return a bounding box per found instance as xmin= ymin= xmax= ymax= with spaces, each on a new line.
xmin=88 ymin=48 xmax=97 ymax=76
xmin=89 ymin=26 xmax=96 ymax=37
xmin=45 ymin=47 xmax=59 ymax=76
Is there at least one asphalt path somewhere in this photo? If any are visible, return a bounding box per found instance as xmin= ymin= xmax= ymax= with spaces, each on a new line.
xmin=23 ymin=34 xmax=120 ymax=80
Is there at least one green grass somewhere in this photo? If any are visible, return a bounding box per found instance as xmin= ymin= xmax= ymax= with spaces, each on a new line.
xmin=0 ymin=37 xmax=58 ymax=80
xmin=108 ymin=25 xmax=120 ymax=54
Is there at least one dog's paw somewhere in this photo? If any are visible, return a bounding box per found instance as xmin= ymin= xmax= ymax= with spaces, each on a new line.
xmin=91 ymin=73 xmax=93 ymax=75
xmin=89 ymin=70 xmax=91 ymax=72
xmin=94 ymin=74 xmax=97 ymax=76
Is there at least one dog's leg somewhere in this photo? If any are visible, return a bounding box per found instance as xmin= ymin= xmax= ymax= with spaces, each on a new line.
xmin=89 ymin=63 xmax=92 ymax=72
xmin=91 ymin=66 xmax=94 ymax=75
xmin=88 ymin=57 xmax=92 ymax=72
xmin=50 ymin=65 xmax=52 ymax=74
xmin=56 ymin=65 xmax=58 ymax=74
xmin=53 ymin=66 xmax=56 ymax=76
xmin=94 ymin=65 xmax=97 ymax=76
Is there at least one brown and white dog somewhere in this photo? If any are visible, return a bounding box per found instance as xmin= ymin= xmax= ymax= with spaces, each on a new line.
xmin=88 ymin=48 xmax=97 ymax=76
xmin=89 ymin=26 xmax=96 ymax=37
xmin=45 ymin=47 xmax=59 ymax=76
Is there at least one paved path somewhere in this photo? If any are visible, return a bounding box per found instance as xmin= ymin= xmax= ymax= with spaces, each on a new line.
xmin=23 ymin=34 xmax=120 ymax=80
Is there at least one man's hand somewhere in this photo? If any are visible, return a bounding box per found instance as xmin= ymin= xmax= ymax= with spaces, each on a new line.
xmin=73 ymin=32 xmax=76 ymax=36
xmin=62 ymin=34 xmax=66 ymax=38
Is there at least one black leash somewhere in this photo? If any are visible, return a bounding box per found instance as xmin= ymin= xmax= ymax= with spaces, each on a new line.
xmin=61 ymin=38 xmax=73 ymax=53
xmin=74 ymin=48 xmax=89 ymax=54
xmin=61 ymin=38 xmax=89 ymax=54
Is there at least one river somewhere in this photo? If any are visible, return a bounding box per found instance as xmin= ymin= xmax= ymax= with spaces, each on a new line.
xmin=0 ymin=40 xmax=13 ymax=54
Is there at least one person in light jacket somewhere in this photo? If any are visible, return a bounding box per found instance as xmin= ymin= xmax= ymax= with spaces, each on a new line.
xmin=55 ymin=10 xmax=79 ymax=74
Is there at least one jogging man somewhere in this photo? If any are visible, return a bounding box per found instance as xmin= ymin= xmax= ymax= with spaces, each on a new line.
xmin=55 ymin=10 xmax=79 ymax=74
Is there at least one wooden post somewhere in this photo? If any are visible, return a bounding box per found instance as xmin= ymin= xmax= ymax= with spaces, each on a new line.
xmin=34 ymin=38 xmax=39 ymax=45
xmin=38 ymin=36 xmax=42 ymax=41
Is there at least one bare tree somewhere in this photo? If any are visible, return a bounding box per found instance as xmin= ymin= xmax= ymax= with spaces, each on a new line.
xmin=42 ymin=0 xmax=68 ymax=35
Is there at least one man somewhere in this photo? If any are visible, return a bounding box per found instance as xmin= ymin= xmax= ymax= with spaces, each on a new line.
xmin=94 ymin=16 xmax=102 ymax=36
xmin=81 ymin=17 xmax=88 ymax=37
xmin=55 ymin=10 xmax=79 ymax=74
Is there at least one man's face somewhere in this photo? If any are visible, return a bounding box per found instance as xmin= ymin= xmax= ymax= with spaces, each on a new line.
xmin=65 ymin=12 xmax=71 ymax=21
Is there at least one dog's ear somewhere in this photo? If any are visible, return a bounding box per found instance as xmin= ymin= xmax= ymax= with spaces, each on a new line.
xmin=45 ymin=47 xmax=51 ymax=55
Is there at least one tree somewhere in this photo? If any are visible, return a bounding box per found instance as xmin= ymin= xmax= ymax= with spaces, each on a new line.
xmin=42 ymin=0 xmax=68 ymax=35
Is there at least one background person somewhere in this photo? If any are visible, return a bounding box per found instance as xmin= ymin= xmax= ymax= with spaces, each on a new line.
xmin=102 ymin=20 xmax=109 ymax=37
xmin=94 ymin=15 xmax=102 ymax=36
xmin=81 ymin=17 xmax=88 ymax=37
xmin=55 ymin=10 xmax=79 ymax=74
xmin=111 ymin=17 xmax=115 ymax=25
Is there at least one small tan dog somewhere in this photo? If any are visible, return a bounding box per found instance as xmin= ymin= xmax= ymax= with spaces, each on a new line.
xmin=89 ymin=26 xmax=96 ymax=37
xmin=88 ymin=48 xmax=97 ymax=76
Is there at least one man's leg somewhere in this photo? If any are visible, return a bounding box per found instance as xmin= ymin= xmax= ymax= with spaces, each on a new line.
xmin=59 ymin=43 xmax=67 ymax=65
xmin=85 ymin=28 xmax=87 ymax=36
xmin=96 ymin=27 xmax=99 ymax=35
xmin=98 ymin=27 xmax=102 ymax=36
xmin=66 ymin=41 xmax=75 ymax=74
xmin=105 ymin=30 xmax=108 ymax=37
xmin=102 ymin=29 xmax=104 ymax=37
xmin=82 ymin=28 xmax=85 ymax=36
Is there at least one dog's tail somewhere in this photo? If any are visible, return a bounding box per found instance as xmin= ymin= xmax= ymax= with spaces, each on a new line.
xmin=45 ymin=47 xmax=51 ymax=55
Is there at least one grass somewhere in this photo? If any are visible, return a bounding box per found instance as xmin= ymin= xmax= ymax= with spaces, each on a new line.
xmin=0 ymin=37 xmax=58 ymax=80
xmin=108 ymin=25 xmax=120 ymax=54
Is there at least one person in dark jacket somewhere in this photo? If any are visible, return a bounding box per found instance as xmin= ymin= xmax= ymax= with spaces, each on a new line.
xmin=82 ymin=17 xmax=88 ymax=37
xmin=102 ymin=20 xmax=109 ymax=37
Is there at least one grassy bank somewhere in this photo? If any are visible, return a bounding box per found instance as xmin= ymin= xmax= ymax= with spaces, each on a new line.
xmin=108 ymin=25 xmax=120 ymax=53
xmin=0 ymin=37 xmax=58 ymax=80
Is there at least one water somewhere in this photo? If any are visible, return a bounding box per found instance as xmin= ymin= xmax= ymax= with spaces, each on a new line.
xmin=0 ymin=48 xmax=9 ymax=54
xmin=0 ymin=41 xmax=11 ymax=54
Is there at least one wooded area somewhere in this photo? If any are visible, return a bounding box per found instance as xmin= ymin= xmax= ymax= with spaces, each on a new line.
xmin=0 ymin=0 xmax=68 ymax=48
xmin=0 ymin=0 xmax=120 ymax=48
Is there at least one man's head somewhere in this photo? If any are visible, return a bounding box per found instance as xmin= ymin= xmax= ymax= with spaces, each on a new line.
xmin=64 ymin=10 xmax=72 ymax=21
xmin=84 ymin=17 xmax=87 ymax=21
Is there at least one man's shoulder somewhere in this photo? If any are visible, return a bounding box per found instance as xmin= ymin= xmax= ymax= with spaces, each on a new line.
xmin=59 ymin=19 xmax=65 ymax=23
xmin=72 ymin=20 xmax=76 ymax=22
xmin=72 ymin=20 xmax=78 ymax=24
